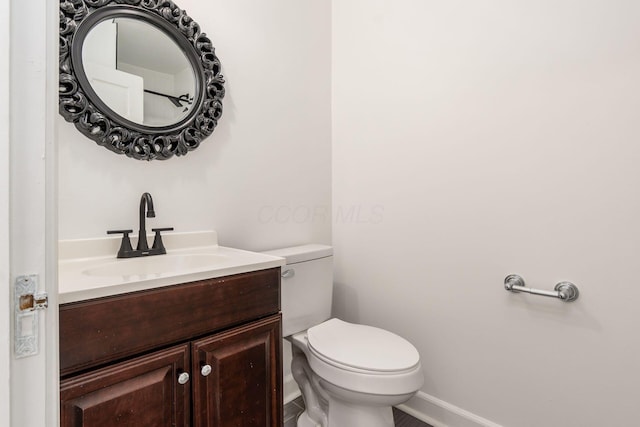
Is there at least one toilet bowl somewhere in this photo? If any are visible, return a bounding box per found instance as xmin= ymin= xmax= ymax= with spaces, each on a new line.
xmin=262 ymin=245 xmax=424 ymax=427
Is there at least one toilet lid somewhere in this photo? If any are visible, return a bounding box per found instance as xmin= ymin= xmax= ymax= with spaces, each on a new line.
xmin=307 ymin=318 xmax=420 ymax=372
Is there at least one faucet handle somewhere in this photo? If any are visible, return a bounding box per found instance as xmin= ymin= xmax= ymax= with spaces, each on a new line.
xmin=107 ymin=229 xmax=134 ymax=258
xmin=107 ymin=229 xmax=133 ymax=235
xmin=151 ymin=227 xmax=174 ymax=254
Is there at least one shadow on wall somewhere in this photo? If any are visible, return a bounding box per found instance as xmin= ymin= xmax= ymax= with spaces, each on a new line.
xmin=504 ymin=288 xmax=603 ymax=332
xmin=331 ymin=280 xmax=360 ymax=322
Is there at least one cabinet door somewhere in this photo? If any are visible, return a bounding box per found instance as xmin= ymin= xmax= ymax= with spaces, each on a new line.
xmin=60 ymin=344 xmax=191 ymax=427
xmin=192 ymin=314 xmax=283 ymax=427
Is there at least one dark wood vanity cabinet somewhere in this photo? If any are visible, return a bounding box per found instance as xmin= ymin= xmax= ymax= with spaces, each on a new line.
xmin=60 ymin=268 xmax=283 ymax=427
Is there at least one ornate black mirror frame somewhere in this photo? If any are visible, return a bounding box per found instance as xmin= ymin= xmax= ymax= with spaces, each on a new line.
xmin=59 ymin=0 xmax=225 ymax=161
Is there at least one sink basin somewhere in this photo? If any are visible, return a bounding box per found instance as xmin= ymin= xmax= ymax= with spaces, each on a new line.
xmin=59 ymin=231 xmax=285 ymax=304
xmin=82 ymin=253 xmax=228 ymax=277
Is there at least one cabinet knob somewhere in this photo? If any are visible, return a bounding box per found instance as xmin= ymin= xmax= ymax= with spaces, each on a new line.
xmin=177 ymin=372 xmax=190 ymax=385
xmin=201 ymin=364 xmax=213 ymax=377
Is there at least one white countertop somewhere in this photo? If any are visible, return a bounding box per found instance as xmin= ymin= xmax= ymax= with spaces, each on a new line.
xmin=58 ymin=231 xmax=285 ymax=304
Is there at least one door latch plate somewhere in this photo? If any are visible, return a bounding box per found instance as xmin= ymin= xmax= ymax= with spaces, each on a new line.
xmin=15 ymin=274 xmax=46 ymax=358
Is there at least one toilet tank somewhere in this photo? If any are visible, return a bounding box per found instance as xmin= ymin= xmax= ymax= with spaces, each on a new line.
xmin=262 ymin=244 xmax=333 ymax=337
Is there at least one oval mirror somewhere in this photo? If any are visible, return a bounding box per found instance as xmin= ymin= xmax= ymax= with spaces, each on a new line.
xmin=59 ymin=2 xmax=225 ymax=160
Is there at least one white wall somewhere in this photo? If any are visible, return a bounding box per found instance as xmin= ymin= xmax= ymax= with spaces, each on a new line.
xmin=333 ymin=1 xmax=640 ymax=426
xmin=58 ymin=0 xmax=332 ymax=251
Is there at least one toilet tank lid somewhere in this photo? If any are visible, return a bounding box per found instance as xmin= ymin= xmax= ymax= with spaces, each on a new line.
xmin=262 ymin=244 xmax=332 ymax=264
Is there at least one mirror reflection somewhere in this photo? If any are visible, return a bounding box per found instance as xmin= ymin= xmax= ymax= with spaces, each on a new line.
xmin=82 ymin=17 xmax=197 ymax=127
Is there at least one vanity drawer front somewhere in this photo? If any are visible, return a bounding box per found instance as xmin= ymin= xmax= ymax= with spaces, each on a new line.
xmin=60 ymin=268 xmax=280 ymax=377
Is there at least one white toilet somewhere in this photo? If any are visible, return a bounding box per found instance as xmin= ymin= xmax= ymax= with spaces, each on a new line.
xmin=263 ymin=244 xmax=424 ymax=427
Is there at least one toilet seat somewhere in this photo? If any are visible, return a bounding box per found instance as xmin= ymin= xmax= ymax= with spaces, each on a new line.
xmin=307 ymin=318 xmax=421 ymax=373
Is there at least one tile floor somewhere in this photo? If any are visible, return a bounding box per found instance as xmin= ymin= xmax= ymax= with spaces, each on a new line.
xmin=284 ymin=396 xmax=432 ymax=427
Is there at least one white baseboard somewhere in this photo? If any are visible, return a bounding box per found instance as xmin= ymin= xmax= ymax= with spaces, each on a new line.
xmin=396 ymin=391 xmax=503 ymax=427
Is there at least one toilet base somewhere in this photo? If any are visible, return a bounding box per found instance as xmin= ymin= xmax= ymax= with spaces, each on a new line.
xmin=296 ymin=405 xmax=393 ymax=427
xmin=327 ymin=400 xmax=394 ymax=427
xmin=296 ymin=410 xmax=322 ymax=427
xmin=295 ymin=399 xmax=394 ymax=427
xmin=290 ymin=335 xmax=415 ymax=427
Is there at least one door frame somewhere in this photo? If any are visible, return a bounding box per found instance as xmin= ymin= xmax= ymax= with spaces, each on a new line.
xmin=1 ymin=0 xmax=11 ymax=424
xmin=7 ymin=0 xmax=59 ymax=425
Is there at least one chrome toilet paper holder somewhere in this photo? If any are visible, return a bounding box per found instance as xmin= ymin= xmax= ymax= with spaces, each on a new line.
xmin=504 ymin=274 xmax=579 ymax=302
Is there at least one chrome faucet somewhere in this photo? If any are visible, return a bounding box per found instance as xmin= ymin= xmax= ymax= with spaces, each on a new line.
xmin=107 ymin=192 xmax=173 ymax=258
